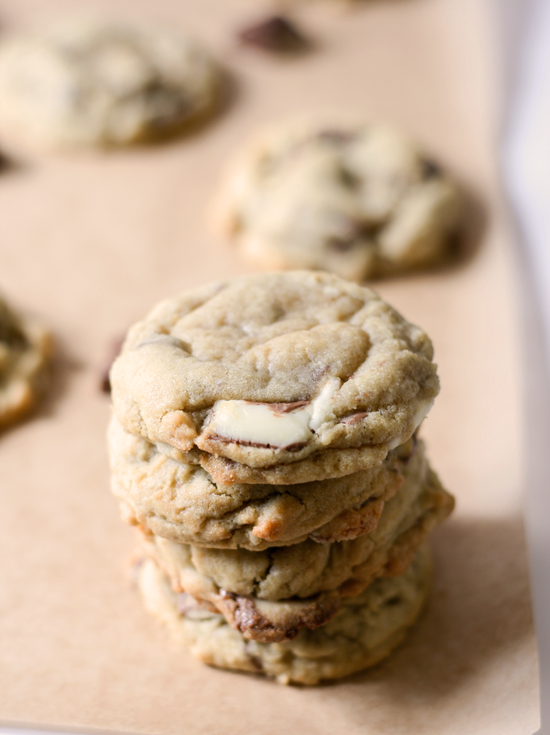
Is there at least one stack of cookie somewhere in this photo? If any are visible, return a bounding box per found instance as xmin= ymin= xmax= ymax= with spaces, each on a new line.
xmin=108 ymin=271 xmax=454 ymax=685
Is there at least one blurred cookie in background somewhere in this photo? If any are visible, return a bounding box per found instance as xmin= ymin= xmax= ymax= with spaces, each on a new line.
xmin=0 ymin=19 xmax=222 ymax=150
xmin=213 ymin=120 xmax=462 ymax=281
xmin=0 ymin=294 xmax=52 ymax=430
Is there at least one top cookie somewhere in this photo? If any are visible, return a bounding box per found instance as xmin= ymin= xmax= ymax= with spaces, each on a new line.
xmin=110 ymin=272 xmax=439 ymax=479
xmin=0 ymin=295 xmax=51 ymax=429
xmin=0 ymin=19 xmax=220 ymax=149
xmin=214 ymin=121 xmax=461 ymax=280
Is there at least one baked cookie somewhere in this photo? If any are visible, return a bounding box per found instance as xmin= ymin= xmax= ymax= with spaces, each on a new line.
xmin=140 ymin=449 xmax=453 ymax=642
xmin=0 ymin=295 xmax=51 ymax=429
xmin=109 ymin=416 xmax=421 ymax=550
xmin=137 ymin=544 xmax=431 ymax=684
xmin=110 ymin=272 xmax=439 ymax=482
xmin=214 ymin=121 xmax=461 ymax=280
xmin=0 ymin=19 xmax=220 ymax=149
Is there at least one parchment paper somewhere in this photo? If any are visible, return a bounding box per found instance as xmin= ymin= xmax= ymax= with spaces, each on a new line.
xmin=0 ymin=0 xmax=540 ymax=732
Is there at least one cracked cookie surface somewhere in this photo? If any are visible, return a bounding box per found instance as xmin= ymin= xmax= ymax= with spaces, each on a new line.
xmin=140 ymin=444 xmax=453 ymax=642
xmin=0 ymin=19 xmax=220 ymax=149
xmin=137 ymin=544 xmax=431 ymax=684
xmin=214 ymin=121 xmax=461 ymax=280
xmin=0 ymin=296 xmax=52 ymax=429
xmin=110 ymin=271 xmax=439 ymax=479
xmin=109 ymin=415 xmax=416 ymax=550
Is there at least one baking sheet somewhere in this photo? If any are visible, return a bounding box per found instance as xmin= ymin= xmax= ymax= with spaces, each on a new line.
xmin=0 ymin=0 xmax=540 ymax=732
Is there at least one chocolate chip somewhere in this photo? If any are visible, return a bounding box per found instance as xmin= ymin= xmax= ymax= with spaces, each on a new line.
xmin=238 ymin=15 xmax=309 ymax=53
xmin=422 ymin=158 xmax=442 ymax=179
xmin=100 ymin=334 xmax=125 ymax=394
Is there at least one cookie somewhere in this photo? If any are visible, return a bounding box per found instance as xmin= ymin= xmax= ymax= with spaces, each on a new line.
xmin=110 ymin=272 xmax=439 ymax=481
xmin=0 ymin=19 xmax=220 ymax=149
xmin=109 ymin=415 xmax=419 ymax=550
xmin=0 ymin=295 xmax=52 ymax=429
xmin=140 ymin=447 xmax=453 ymax=642
xmin=214 ymin=121 xmax=461 ymax=280
xmin=137 ymin=544 xmax=431 ymax=684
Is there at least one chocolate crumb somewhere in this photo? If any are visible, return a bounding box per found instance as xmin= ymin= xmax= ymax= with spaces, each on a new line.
xmin=238 ymin=15 xmax=309 ymax=53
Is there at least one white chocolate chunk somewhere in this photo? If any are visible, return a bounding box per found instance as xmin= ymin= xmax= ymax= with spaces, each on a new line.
xmin=308 ymin=377 xmax=341 ymax=431
xmin=386 ymin=398 xmax=434 ymax=450
xmin=208 ymin=378 xmax=342 ymax=448
xmin=207 ymin=379 xmax=431 ymax=451
xmin=209 ymin=400 xmax=313 ymax=448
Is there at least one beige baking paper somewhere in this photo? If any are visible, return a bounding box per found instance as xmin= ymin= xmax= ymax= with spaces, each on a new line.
xmin=0 ymin=0 xmax=540 ymax=732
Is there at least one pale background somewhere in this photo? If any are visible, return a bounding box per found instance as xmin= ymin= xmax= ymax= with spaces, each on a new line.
xmin=0 ymin=0 xmax=541 ymax=733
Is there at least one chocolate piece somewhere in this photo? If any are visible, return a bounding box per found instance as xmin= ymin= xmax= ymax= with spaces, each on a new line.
xmin=218 ymin=589 xmax=341 ymax=643
xmin=238 ymin=16 xmax=309 ymax=53
xmin=268 ymin=400 xmax=310 ymax=414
